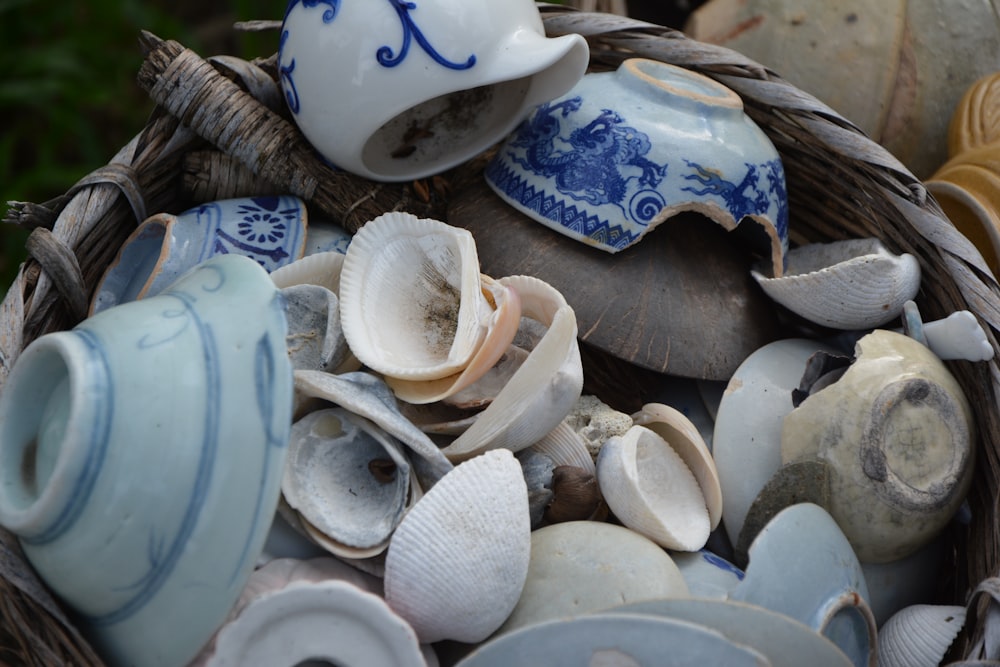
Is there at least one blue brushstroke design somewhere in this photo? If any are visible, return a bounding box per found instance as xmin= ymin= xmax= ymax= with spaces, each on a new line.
xmin=377 ymin=0 xmax=476 ymax=70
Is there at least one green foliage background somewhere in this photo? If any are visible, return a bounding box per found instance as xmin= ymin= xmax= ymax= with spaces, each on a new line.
xmin=0 ymin=0 xmax=281 ymax=293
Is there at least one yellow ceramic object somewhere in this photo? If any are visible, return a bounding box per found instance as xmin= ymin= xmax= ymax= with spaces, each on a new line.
xmin=948 ymin=71 xmax=1000 ymax=158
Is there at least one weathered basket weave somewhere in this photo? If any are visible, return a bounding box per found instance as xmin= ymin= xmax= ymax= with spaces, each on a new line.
xmin=2 ymin=7 xmax=999 ymax=665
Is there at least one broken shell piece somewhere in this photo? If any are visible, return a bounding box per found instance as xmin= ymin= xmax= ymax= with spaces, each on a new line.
xmin=596 ymin=424 xmax=711 ymax=551
xmin=293 ymin=370 xmax=453 ymax=481
xmin=282 ymin=408 xmax=411 ymax=558
xmin=438 ymin=275 xmax=583 ymax=462
xmin=384 ymin=449 xmax=531 ymax=643
xmin=876 ymin=604 xmax=966 ymax=667
xmin=270 ymin=250 xmax=345 ymax=293
xmin=528 ymin=420 xmax=597 ymax=475
xmin=386 ymin=275 xmax=522 ymax=404
xmin=440 ymin=344 xmax=532 ymax=411
xmin=340 ymin=212 xmax=494 ymax=381
xmin=632 ymin=402 xmax=722 ymax=530
xmin=751 ymin=238 xmax=921 ymax=330
xmin=281 ymin=284 xmax=350 ymax=373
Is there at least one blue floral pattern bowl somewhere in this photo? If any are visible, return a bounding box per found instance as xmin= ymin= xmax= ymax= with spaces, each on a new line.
xmin=486 ymin=58 xmax=789 ymax=275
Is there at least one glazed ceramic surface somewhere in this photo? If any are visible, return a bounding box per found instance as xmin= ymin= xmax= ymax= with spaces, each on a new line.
xmin=91 ymin=195 xmax=307 ymax=314
xmin=782 ymin=329 xmax=975 ymax=563
xmin=670 ymin=549 xmax=745 ymax=600
xmin=729 ymin=503 xmax=876 ymax=667
xmin=485 ymin=57 xmax=788 ymax=272
xmin=0 ymin=255 xmax=293 ymax=667
xmin=279 ymin=0 xmax=588 ymax=181
xmin=613 ymin=598 xmax=853 ymax=667
xmin=460 ymin=613 xmax=769 ymax=666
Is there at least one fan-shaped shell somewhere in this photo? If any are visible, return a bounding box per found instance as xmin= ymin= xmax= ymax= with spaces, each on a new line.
xmin=281 ymin=408 xmax=411 ymax=558
xmin=632 ymin=402 xmax=722 ymax=530
xmin=528 ymin=420 xmax=596 ymax=475
xmin=437 ymin=275 xmax=583 ymax=462
xmin=751 ymin=238 xmax=920 ymax=330
xmin=876 ymin=604 xmax=966 ymax=667
xmin=596 ymin=424 xmax=711 ymax=551
xmin=340 ymin=212 xmax=493 ymax=381
xmin=384 ymin=449 xmax=531 ymax=643
xmin=386 ymin=275 xmax=522 ymax=404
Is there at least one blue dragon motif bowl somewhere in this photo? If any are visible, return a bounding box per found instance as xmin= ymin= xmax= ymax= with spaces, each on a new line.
xmin=485 ymin=58 xmax=790 ymax=275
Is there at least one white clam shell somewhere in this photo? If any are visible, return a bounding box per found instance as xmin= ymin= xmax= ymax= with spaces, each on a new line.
xmin=384 ymin=449 xmax=531 ymax=643
xmin=596 ymin=424 xmax=711 ymax=551
xmin=437 ymin=275 xmax=583 ymax=462
xmin=387 ymin=275 xmax=522 ymax=404
xmin=632 ymin=402 xmax=723 ymax=530
xmin=281 ymin=408 xmax=411 ymax=558
xmin=876 ymin=603 xmax=966 ymax=667
xmin=751 ymin=238 xmax=921 ymax=329
xmin=340 ymin=212 xmax=493 ymax=380
xmin=270 ymin=250 xmax=345 ymax=293
xmin=293 ymin=370 xmax=453 ymax=480
xmin=528 ymin=420 xmax=597 ymax=476
xmin=441 ymin=344 xmax=532 ymax=410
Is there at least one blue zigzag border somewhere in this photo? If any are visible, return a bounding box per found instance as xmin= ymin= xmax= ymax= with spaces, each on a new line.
xmin=485 ymin=158 xmax=639 ymax=251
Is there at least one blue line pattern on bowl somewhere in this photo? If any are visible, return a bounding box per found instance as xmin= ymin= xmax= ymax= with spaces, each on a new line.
xmin=189 ymin=196 xmax=306 ymax=271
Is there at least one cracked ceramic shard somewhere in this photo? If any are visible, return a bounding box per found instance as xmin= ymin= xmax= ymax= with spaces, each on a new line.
xmin=437 ymin=274 xmax=583 ymax=462
xmin=384 ymin=449 xmax=531 ymax=643
xmin=386 ymin=274 xmax=522 ymax=404
xmin=281 ymin=408 xmax=410 ymax=558
xmin=632 ymin=402 xmax=722 ymax=531
xmin=293 ymin=370 xmax=453 ymax=480
xmin=751 ymin=238 xmax=921 ymax=330
xmin=340 ymin=212 xmax=494 ymax=381
xmin=596 ymin=424 xmax=711 ymax=551
xmin=876 ymin=603 xmax=966 ymax=667
xmin=782 ymin=329 xmax=975 ymax=563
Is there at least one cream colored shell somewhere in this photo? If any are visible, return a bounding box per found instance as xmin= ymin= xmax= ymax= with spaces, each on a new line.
xmin=877 ymin=604 xmax=966 ymax=667
xmin=596 ymin=424 xmax=711 ymax=551
xmin=383 ymin=449 xmax=531 ymax=643
xmin=752 ymin=238 xmax=920 ymax=330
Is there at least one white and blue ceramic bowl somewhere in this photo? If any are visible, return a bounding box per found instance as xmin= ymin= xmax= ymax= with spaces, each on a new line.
xmin=91 ymin=195 xmax=307 ymax=315
xmin=279 ymin=0 xmax=589 ymax=182
xmin=0 ymin=255 xmax=293 ymax=667
xmin=486 ymin=58 xmax=789 ymax=274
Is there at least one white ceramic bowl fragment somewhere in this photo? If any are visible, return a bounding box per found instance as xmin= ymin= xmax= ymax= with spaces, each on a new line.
xmin=713 ymin=337 xmax=839 ymax=547
xmin=279 ymin=0 xmax=589 ymax=181
xmin=486 ymin=57 xmax=788 ymax=273
xmin=0 ymin=255 xmax=293 ymax=667
xmin=751 ymin=237 xmax=921 ymax=330
xmin=782 ymin=329 xmax=975 ymax=563
xmin=729 ymin=503 xmax=877 ymax=667
xmin=383 ymin=448 xmax=531 ymax=643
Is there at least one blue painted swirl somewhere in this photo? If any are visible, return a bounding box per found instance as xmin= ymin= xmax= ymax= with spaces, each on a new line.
xmin=278 ymin=29 xmax=300 ymax=115
xmin=629 ymin=190 xmax=666 ymax=224
xmin=377 ymin=0 xmax=476 ymax=70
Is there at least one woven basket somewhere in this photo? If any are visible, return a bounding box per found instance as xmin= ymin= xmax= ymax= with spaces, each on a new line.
xmin=2 ymin=7 xmax=999 ymax=665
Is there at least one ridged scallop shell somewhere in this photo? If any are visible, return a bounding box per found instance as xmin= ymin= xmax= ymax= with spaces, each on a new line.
xmin=293 ymin=370 xmax=453 ymax=481
xmin=270 ymin=250 xmax=346 ymax=293
xmin=384 ymin=449 xmax=531 ymax=643
xmin=437 ymin=275 xmax=584 ymax=462
xmin=596 ymin=424 xmax=711 ymax=551
xmin=632 ymin=402 xmax=722 ymax=530
xmin=281 ymin=408 xmax=411 ymax=559
xmin=949 ymin=71 xmax=1000 ymax=157
xmin=751 ymin=238 xmax=921 ymax=330
xmin=386 ymin=275 xmax=522 ymax=404
xmin=340 ymin=212 xmax=493 ymax=381
xmin=876 ymin=604 xmax=966 ymax=667
xmin=527 ymin=420 xmax=596 ymax=476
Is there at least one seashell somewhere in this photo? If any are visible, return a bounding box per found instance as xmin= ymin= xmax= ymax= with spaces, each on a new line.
xmin=399 ymin=401 xmax=483 ymax=436
xmin=632 ymin=402 xmax=722 ymax=530
xmin=876 ymin=604 xmax=966 ymax=667
xmin=270 ymin=249 xmax=346 ymax=293
xmin=949 ymin=71 xmax=1000 ymax=157
xmin=517 ymin=449 xmax=556 ymax=528
xmin=437 ymin=275 xmax=583 ymax=462
xmin=543 ymin=465 xmax=602 ymax=524
xmin=281 ymin=283 xmax=350 ymax=373
xmin=386 ymin=274 xmax=522 ymax=404
xmin=384 ymin=449 xmax=531 ymax=643
xmin=293 ymin=370 xmax=453 ymax=481
xmin=442 ymin=344 xmax=532 ymax=410
xmin=281 ymin=408 xmax=411 ymax=559
xmin=340 ymin=212 xmax=496 ymax=381
xmin=751 ymin=238 xmax=921 ymax=330
xmin=596 ymin=424 xmax=711 ymax=551
xmin=528 ymin=419 xmax=597 ymax=475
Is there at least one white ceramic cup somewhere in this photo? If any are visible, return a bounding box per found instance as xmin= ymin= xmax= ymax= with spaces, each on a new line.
xmin=278 ymin=0 xmax=589 ymax=182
